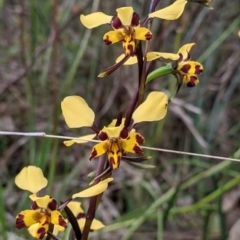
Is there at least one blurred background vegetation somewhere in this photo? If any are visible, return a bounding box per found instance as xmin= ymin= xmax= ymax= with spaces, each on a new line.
xmin=0 ymin=0 xmax=240 ymax=239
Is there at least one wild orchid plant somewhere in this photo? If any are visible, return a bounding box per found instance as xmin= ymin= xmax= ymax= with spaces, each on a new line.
xmin=15 ymin=0 xmax=211 ymax=239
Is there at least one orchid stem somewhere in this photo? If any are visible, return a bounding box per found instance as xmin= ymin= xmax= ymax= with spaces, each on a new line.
xmin=81 ymin=155 xmax=108 ymax=240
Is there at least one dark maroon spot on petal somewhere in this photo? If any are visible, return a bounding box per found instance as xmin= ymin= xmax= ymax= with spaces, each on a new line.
xmin=111 ymin=16 xmax=123 ymax=29
xmin=131 ymin=12 xmax=140 ymax=26
xmin=127 ymin=44 xmax=134 ymax=56
xmin=48 ymin=198 xmax=57 ymax=211
xmin=31 ymin=201 xmax=38 ymax=210
xmin=98 ymin=131 xmax=108 ymax=141
xmin=16 ymin=214 xmax=26 ymax=229
xmin=77 ymin=213 xmax=85 ymax=219
xmin=136 ymin=134 xmax=144 ymax=144
xmin=180 ymin=64 xmax=191 ymax=73
xmin=187 ymin=75 xmax=198 ymax=87
xmin=195 ymin=64 xmax=203 ymax=74
xmin=117 ymin=155 xmax=121 ymax=167
xmin=89 ymin=148 xmax=97 ymax=160
xmin=178 ymin=53 xmax=183 ymax=62
xmin=184 ymin=52 xmax=191 ymax=61
xmin=103 ymin=35 xmax=112 ymax=45
xmin=109 ymin=156 xmax=115 ymax=169
xmin=133 ymin=145 xmax=143 ymax=155
xmin=145 ymin=31 xmax=152 ymax=40
xmin=37 ymin=227 xmax=46 ymax=239
xmin=58 ymin=215 xmax=67 ymax=228
xmin=120 ymin=128 xmax=129 ymax=139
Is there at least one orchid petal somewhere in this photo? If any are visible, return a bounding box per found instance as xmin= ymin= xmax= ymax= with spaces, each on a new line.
xmin=108 ymin=118 xmax=125 ymax=127
xmin=132 ymin=91 xmax=168 ymax=124
xmin=78 ymin=218 xmax=105 ymax=231
xmin=72 ymin=178 xmax=113 ymax=199
xmin=15 ymin=166 xmax=47 ymax=193
xmin=107 ymin=142 xmax=122 ymax=169
xmin=16 ymin=210 xmax=43 ymax=228
xmin=89 ymin=141 xmax=109 ymax=160
xmin=183 ymin=74 xmax=200 ymax=87
xmin=177 ymin=43 xmax=195 ymax=61
xmin=64 ymin=134 xmax=96 ymax=147
xmin=61 ymin=96 xmax=95 ymax=128
xmin=134 ymin=27 xmax=152 ymax=41
xmin=50 ymin=210 xmax=67 ymax=228
xmin=147 ymin=52 xmax=179 ymax=61
xmin=116 ymin=7 xmax=134 ymax=26
xmin=28 ymin=222 xmax=48 ymax=239
xmin=29 ymin=195 xmax=57 ymax=210
xmin=178 ymin=61 xmax=203 ymax=75
xmin=100 ymin=126 xmax=124 ymax=138
xmin=103 ymin=30 xmax=124 ymax=45
xmin=80 ymin=12 xmax=112 ymax=29
xmin=67 ymin=201 xmax=84 ymax=217
xmin=121 ymin=133 xmax=144 ymax=155
xmin=149 ymin=0 xmax=187 ymax=20
xmin=116 ymin=54 xmax=138 ymax=65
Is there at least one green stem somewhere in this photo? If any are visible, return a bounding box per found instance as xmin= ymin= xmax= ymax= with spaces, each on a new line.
xmin=146 ymin=65 xmax=174 ymax=83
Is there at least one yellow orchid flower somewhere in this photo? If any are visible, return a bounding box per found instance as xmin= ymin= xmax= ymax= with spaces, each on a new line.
xmin=15 ymin=166 xmax=113 ymax=239
xmin=61 ymin=92 xmax=168 ymax=169
xmin=80 ymin=7 xmax=152 ymax=57
xmin=116 ymin=43 xmax=203 ymax=87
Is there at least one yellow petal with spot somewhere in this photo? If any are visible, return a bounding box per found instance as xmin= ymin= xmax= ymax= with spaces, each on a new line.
xmin=178 ymin=61 xmax=203 ymax=74
xmin=72 ymin=178 xmax=113 ymax=199
xmin=149 ymin=0 xmax=187 ymax=20
xmin=103 ymin=30 xmax=124 ymax=45
xmin=134 ymin=27 xmax=152 ymax=41
xmin=90 ymin=141 xmax=109 ymax=160
xmin=107 ymin=141 xmax=122 ymax=169
xmin=177 ymin=43 xmax=195 ymax=60
xmin=78 ymin=218 xmax=105 ymax=231
xmin=147 ymin=52 xmax=179 ymax=61
xmin=29 ymin=195 xmax=55 ymax=209
xmin=28 ymin=223 xmax=39 ymax=238
xmin=67 ymin=201 xmax=84 ymax=217
xmin=28 ymin=219 xmax=48 ymax=239
xmin=64 ymin=134 xmax=96 ymax=147
xmin=15 ymin=166 xmax=48 ymax=193
xmin=132 ymin=91 xmax=168 ymax=124
xmin=50 ymin=210 xmax=67 ymax=227
xmin=121 ymin=138 xmax=142 ymax=154
xmin=183 ymin=74 xmax=200 ymax=87
xmin=61 ymin=96 xmax=95 ymax=128
xmin=80 ymin=12 xmax=112 ymax=29
xmin=16 ymin=210 xmax=43 ymax=228
xmin=116 ymin=7 xmax=134 ymax=26
xmin=116 ymin=54 xmax=138 ymax=65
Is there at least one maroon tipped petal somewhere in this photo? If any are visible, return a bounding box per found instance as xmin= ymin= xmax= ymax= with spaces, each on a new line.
xmin=111 ymin=16 xmax=123 ymax=29
xmin=16 ymin=214 xmax=26 ymax=229
xmin=48 ymin=198 xmax=57 ymax=211
xmin=131 ymin=12 xmax=140 ymax=26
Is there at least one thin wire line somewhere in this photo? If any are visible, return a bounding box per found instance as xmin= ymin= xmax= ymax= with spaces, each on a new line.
xmin=0 ymin=131 xmax=239 ymax=162
xmin=141 ymin=146 xmax=240 ymax=162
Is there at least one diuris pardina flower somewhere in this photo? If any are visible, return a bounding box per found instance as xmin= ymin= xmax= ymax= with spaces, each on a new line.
xmin=15 ymin=166 xmax=112 ymax=239
xmin=61 ymin=91 xmax=168 ymax=169
xmin=80 ymin=1 xmax=187 ymax=77
xmin=80 ymin=6 xmax=152 ymax=57
xmin=117 ymin=43 xmax=203 ymax=87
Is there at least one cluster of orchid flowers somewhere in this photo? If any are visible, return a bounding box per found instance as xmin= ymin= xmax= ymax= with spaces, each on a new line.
xmin=15 ymin=0 xmax=211 ymax=239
